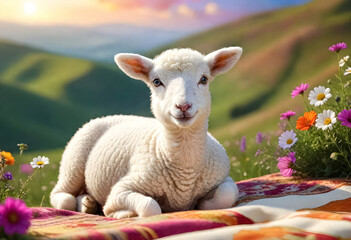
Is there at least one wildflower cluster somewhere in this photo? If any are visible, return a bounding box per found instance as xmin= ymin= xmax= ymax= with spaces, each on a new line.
xmin=0 ymin=151 xmax=16 ymax=201
xmin=0 ymin=144 xmax=50 ymax=237
xmin=276 ymin=42 xmax=351 ymax=178
xmin=0 ymin=144 xmax=50 ymax=203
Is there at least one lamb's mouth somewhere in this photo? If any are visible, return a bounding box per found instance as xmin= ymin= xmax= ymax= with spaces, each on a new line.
xmin=171 ymin=111 xmax=198 ymax=123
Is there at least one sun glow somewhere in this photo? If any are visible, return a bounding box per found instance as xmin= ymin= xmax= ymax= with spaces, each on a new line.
xmin=23 ymin=1 xmax=37 ymax=15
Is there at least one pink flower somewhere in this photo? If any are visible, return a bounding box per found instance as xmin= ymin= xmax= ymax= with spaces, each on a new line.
xmin=291 ymin=83 xmax=309 ymax=98
xmin=20 ymin=164 xmax=34 ymax=175
xmin=277 ymin=152 xmax=296 ymax=177
xmin=0 ymin=198 xmax=32 ymax=235
xmin=338 ymin=109 xmax=351 ymax=128
xmin=256 ymin=132 xmax=263 ymax=144
xmin=280 ymin=111 xmax=296 ymax=120
xmin=255 ymin=149 xmax=262 ymax=157
xmin=329 ymin=42 xmax=347 ymax=53
xmin=240 ymin=136 xmax=246 ymax=152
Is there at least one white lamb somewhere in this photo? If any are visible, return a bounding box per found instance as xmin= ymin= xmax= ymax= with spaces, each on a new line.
xmin=50 ymin=46 xmax=243 ymax=218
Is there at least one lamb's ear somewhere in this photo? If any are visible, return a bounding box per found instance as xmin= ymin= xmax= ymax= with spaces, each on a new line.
xmin=114 ymin=53 xmax=154 ymax=82
xmin=205 ymin=47 xmax=242 ymax=77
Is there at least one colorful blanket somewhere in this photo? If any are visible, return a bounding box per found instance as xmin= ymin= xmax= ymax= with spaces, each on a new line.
xmin=29 ymin=174 xmax=351 ymax=239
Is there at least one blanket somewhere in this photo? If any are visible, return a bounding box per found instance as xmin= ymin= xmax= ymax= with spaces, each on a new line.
xmin=29 ymin=173 xmax=351 ymax=239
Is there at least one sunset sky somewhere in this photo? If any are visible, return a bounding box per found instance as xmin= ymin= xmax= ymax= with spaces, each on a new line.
xmin=0 ymin=0 xmax=311 ymax=30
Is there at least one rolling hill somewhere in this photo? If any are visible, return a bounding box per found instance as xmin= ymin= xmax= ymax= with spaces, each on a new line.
xmin=1 ymin=0 xmax=351 ymax=154
xmin=0 ymin=40 xmax=151 ymax=151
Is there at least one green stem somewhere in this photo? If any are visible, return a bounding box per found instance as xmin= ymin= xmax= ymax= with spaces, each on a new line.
xmin=288 ymin=119 xmax=294 ymax=130
xmin=16 ymin=168 xmax=39 ymax=199
xmin=327 ymin=132 xmax=351 ymax=171
xmin=302 ymin=93 xmax=311 ymax=111
xmin=337 ymin=53 xmax=347 ymax=109
xmin=40 ymin=195 xmax=46 ymax=207
xmin=346 ymin=128 xmax=351 ymax=171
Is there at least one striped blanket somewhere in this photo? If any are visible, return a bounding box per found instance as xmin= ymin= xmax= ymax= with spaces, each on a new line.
xmin=30 ymin=173 xmax=351 ymax=239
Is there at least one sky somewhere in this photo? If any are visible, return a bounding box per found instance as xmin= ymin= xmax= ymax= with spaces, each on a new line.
xmin=0 ymin=0 xmax=311 ymax=31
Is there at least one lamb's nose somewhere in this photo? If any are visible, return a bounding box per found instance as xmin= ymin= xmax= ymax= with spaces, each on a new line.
xmin=176 ymin=103 xmax=192 ymax=112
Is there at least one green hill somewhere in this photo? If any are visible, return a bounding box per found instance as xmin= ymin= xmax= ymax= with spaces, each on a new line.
xmin=0 ymin=40 xmax=151 ymax=151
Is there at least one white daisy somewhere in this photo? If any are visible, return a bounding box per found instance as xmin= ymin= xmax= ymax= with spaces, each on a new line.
xmin=345 ymin=67 xmax=351 ymax=76
xmin=308 ymin=86 xmax=332 ymax=107
xmin=339 ymin=55 xmax=349 ymax=67
xmin=30 ymin=156 xmax=49 ymax=168
xmin=315 ymin=110 xmax=337 ymax=131
xmin=278 ymin=130 xmax=298 ymax=149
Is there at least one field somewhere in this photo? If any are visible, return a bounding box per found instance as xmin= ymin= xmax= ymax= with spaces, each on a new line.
xmin=1 ymin=0 xmax=351 ymax=206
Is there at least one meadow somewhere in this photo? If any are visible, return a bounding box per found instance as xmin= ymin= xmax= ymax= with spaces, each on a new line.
xmin=1 ymin=0 xmax=351 ymax=206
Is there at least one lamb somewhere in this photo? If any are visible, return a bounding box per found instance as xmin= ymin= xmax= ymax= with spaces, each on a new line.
xmin=50 ymin=46 xmax=243 ymax=218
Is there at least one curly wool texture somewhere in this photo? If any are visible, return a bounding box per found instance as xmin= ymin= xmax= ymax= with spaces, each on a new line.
xmin=154 ymin=48 xmax=205 ymax=72
xmin=50 ymin=47 xmax=242 ymax=218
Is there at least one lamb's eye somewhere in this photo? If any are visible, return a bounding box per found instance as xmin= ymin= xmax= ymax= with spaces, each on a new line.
xmin=153 ymin=78 xmax=163 ymax=87
xmin=199 ymin=76 xmax=208 ymax=85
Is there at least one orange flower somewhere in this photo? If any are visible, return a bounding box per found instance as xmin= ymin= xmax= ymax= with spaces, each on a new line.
xmin=296 ymin=111 xmax=317 ymax=130
xmin=1 ymin=151 xmax=15 ymax=165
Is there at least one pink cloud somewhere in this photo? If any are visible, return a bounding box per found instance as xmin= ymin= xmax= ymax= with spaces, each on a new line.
xmin=205 ymin=2 xmax=219 ymax=15
xmin=177 ymin=4 xmax=195 ymax=17
xmin=93 ymin=0 xmax=233 ymax=31
xmin=98 ymin=0 xmax=187 ymax=11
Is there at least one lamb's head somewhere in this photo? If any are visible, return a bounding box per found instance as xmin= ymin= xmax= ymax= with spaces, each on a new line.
xmin=115 ymin=47 xmax=242 ymax=128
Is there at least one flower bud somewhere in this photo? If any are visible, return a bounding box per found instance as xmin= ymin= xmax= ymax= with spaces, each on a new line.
xmin=327 ymin=79 xmax=332 ymax=85
xmin=335 ymin=96 xmax=341 ymax=103
xmin=17 ymin=143 xmax=29 ymax=156
xmin=330 ymin=152 xmax=338 ymax=160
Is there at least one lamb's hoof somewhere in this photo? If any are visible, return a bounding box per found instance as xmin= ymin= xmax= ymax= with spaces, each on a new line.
xmin=137 ymin=197 xmax=162 ymax=217
xmin=76 ymin=194 xmax=98 ymax=214
xmin=51 ymin=192 xmax=76 ymax=211
xmin=109 ymin=210 xmax=138 ymax=219
xmin=197 ymin=191 xmax=237 ymax=210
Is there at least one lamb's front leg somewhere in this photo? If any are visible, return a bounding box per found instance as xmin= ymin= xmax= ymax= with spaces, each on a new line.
xmin=197 ymin=176 xmax=239 ymax=210
xmin=103 ymin=182 xmax=162 ymax=219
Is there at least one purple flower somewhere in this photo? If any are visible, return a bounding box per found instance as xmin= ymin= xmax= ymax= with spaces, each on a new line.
xmin=256 ymin=132 xmax=263 ymax=144
xmin=255 ymin=149 xmax=262 ymax=157
xmin=0 ymin=198 xmax=32 ymax=235
xmin=277 ymin=152 xmax=296 ymax=177
xmin=338 ymin=109 xmax=351 ymax=128
xmin=240 ymin=136 xmax=246 ymax=152
xmin=3 ymin=172 xmax=13 ymax=180
xmin=20 ymin=164 xmax=33 ymax=175
xmin=329 ymin=42 xmax=347 ymax=53
xmin=280 ymin=111 xmax=296 ymax=120
xmin=291 ymin=83 xmax=309 ymax=98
